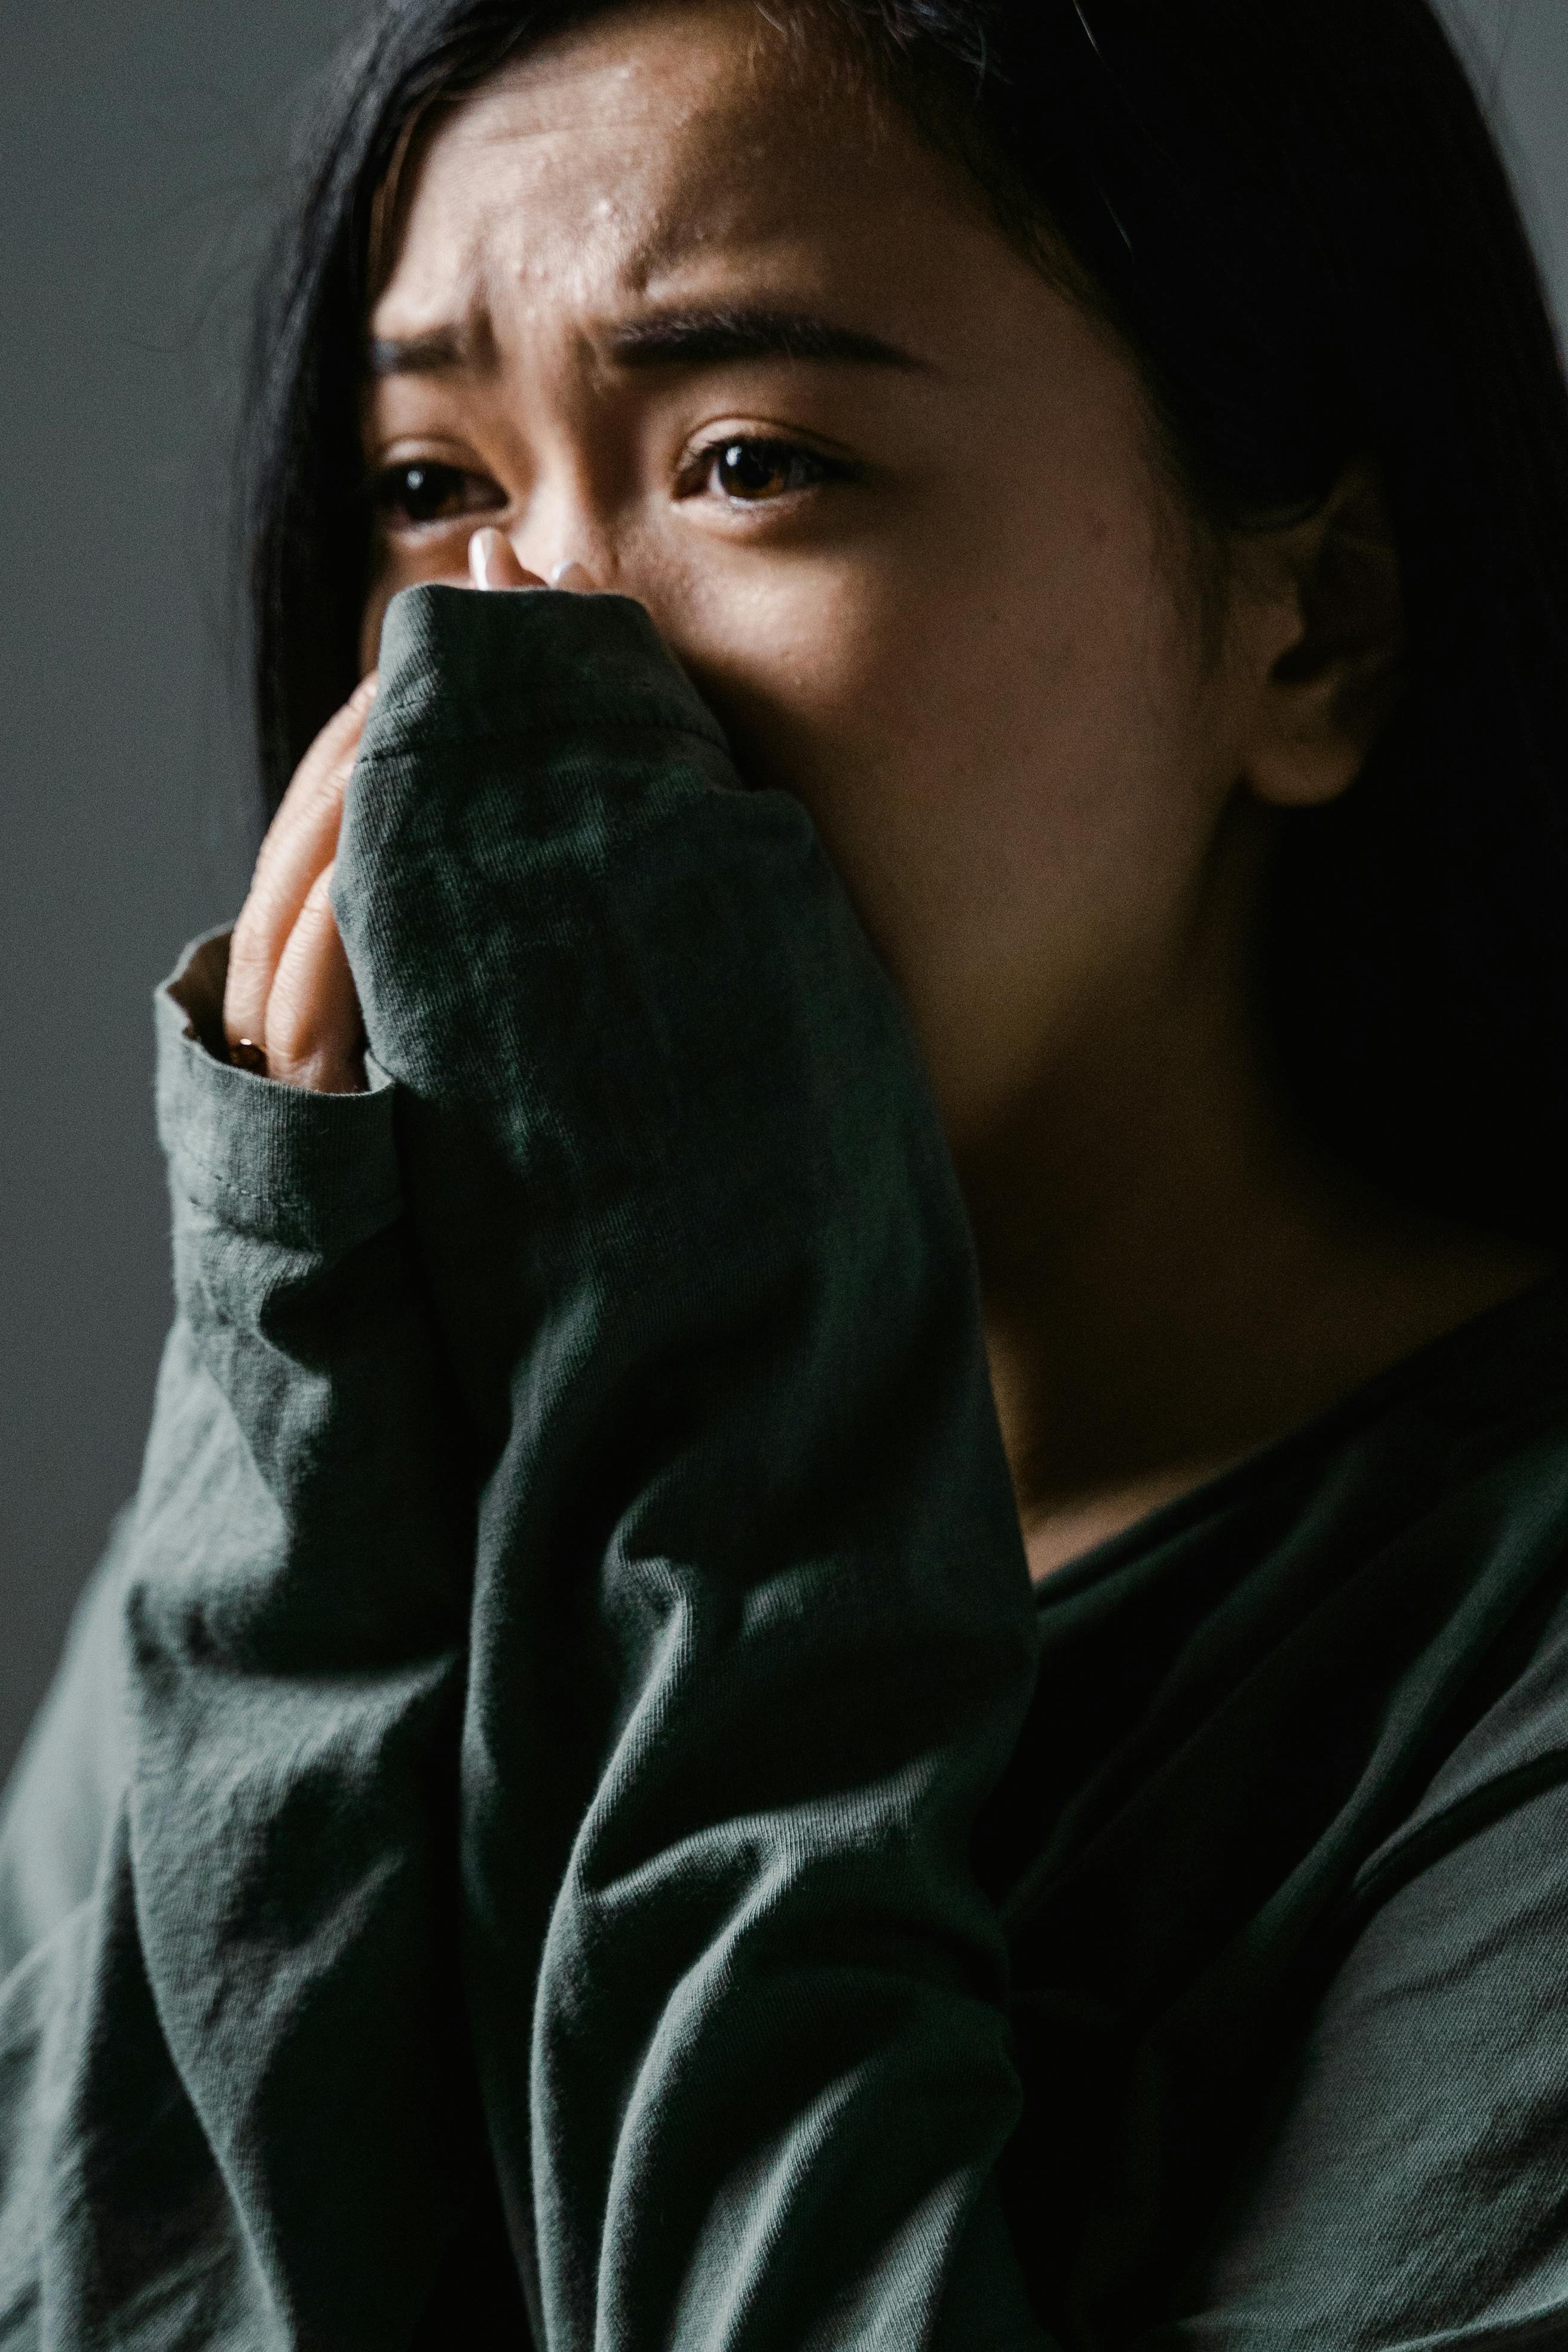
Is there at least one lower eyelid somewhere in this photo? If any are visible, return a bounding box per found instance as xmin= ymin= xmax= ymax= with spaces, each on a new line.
xmin=381 ymin=516 xmax=473 ymax=541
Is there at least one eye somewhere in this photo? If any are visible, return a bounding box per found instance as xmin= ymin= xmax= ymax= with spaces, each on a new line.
xmin=373 ymin=460 xmax=504 ymax=529
xmin=691 ymin=436 xmax=851 ymax=505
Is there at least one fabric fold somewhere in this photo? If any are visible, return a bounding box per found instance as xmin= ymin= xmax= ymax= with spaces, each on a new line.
xmin=334 ymin=583 xmax=1047 ymax=2352
xmin=0 ymin=929 xmax=490 ymax=2350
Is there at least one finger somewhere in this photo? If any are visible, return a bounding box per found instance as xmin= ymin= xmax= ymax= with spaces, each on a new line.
xmin=549 ymin=559 xmax=599 ymax=593
xmin=262 ymin=862 xmax=366 ymax=1095
xmin=225 ymin=674 xmax=376 ymax=1057
xmin=468 ymin=526 xmax=545 ymax=592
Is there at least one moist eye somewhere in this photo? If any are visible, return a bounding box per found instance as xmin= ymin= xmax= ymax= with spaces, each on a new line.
xmin=375 ymin=461 xmax=498 ymax=526
xmin=705 ymin=439 xmax=842 ymax=502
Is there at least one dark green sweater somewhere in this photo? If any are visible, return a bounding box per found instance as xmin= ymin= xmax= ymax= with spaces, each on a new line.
xmin=1 ymin=585 xmax=1565 ymax=2351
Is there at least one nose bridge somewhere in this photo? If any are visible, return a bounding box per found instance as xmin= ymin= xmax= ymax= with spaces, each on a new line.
xmin=510 ymin=466 xmax=595 ymax=584
xmin=503 ymin=344 xmax=619 ymax=586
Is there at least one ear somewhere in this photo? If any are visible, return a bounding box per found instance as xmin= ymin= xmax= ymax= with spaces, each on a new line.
xmin=1233 ymin=460 xmax=1406 ymax=811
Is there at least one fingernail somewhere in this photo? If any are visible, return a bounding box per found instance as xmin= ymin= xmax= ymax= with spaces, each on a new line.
xmin=353 ymin=672 xmax=379 ymax=711
xmin=470 ymin=527 xmax=510 ymax=590
xmin=549 ymin=559 xmax=597 ymax=593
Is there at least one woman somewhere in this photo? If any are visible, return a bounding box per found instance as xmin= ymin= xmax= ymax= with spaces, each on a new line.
xmin=2 ymin=0 xmax=1567 ymax=2344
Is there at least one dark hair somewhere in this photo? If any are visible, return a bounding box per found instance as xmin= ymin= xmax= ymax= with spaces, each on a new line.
xmin=245 ymin=0 xmax=1568 ymax=1241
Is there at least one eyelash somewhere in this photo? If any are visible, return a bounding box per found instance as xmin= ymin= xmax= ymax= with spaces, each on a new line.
xmin=681 ymin=434 xmax=858 ymax=506
xmin=372 ymin=462 xmax=502 ymax=531
xmin=372 ymin=435 xmax=855 ymax=532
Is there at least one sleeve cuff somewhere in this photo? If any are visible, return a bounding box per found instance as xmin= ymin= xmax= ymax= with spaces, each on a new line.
xmin=365 ymin=583 xmax=731 ymax=758
xmin=155 ymin=927 xmax=403 ymax=1251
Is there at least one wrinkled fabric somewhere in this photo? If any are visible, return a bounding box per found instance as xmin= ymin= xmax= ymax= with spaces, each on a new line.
xmin=0 ymin=586 xmax=1043 ymax=2351
xmin=334 ymin=588 xmax=1045 ymax=2352
xmin=0 ymin=916 xmax=489 ymax=2350
xmin=3 ymin=583 xmax=1568 ymax=2352
xmin=984 ymin=1275 xmax=1568 ymax=2350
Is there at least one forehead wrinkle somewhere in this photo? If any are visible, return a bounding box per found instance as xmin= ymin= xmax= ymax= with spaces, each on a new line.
xmin=372 ymin=179 xmax=496 ymax=324
xmin=610 ymin=192 xmax=742 ymax=296
xmin=427 ymin=30 xmax=856 ymax=295
xmin=375 ymin=23 xmax=948 ymax=372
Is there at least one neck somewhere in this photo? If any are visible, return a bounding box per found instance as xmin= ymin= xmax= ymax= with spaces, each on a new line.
xmin=960 ymin=838 xmax=1550 ymax=1584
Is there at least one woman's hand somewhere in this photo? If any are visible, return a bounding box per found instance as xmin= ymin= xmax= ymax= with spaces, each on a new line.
xmin=223 ymin=673 xmax=380 ymax=1093
xmin=223 ymin=529 xmax=566 ymax=1092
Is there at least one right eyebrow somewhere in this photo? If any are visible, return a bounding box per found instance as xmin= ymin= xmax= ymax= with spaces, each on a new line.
xmin=367 ymin=326 xmax=484 ymax=379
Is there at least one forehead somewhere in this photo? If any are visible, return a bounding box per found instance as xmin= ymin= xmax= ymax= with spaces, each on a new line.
xmin=373 ymin=0 xmax=990 ymax=329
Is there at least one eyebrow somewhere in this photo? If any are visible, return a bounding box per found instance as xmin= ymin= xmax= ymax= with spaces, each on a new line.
xmin=367 ymin=325 xmax=480 ymax=379
xmin=366 ymin=306 xmax=928 ymax=381
xmin=604 ymin=307 xmax=927 ymax=372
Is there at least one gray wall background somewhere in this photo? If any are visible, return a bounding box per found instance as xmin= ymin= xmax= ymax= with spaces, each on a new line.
xmin=2 ymin=0 xmax=1566 ymax=1781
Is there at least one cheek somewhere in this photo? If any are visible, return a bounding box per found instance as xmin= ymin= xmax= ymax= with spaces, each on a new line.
xmin=668 ymin=523 xmax=1217 ymax=1135
xmin=360 ymin=589 xmax=390 ymax=677
xmin=361 ymin=550 xmax=403 ymax=676
xmin=681 ymin=541 xmax=1208 ymax=945
xmin=360 ymin=535 xmax=478 ymax=673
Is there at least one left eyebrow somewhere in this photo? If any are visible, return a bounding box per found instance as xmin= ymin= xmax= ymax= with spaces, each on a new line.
xmin=602 ymin=306 xmax=930 ymax=373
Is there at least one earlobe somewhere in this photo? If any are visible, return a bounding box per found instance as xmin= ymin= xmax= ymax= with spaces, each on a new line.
xmin=1239 ymin=460 xmax=1407 ymax=811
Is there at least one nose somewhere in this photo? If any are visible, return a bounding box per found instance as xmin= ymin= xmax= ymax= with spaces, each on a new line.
xmin=507 ymin=474 xmax=607 ymax=596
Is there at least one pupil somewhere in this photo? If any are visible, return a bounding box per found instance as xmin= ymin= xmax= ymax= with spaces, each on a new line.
xmin=722 ymin=442 xmax=782 ymax=497
xmin=402 ymin=464 xmax=450 ymax=520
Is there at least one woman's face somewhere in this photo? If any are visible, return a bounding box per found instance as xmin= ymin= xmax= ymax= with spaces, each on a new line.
xmin=363 ymin=0 xmax=1267 ymax=1154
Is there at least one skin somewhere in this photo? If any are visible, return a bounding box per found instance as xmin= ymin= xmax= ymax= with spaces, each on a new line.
xmin=225 ymin=0 xmax=1549 ymax=1576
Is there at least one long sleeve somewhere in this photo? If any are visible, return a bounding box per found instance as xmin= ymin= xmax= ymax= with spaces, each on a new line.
xmin=0 ymin=935 xmax=495 ymax=2350
xmin=334 ymin=585 xmax=1049 ymax=2352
